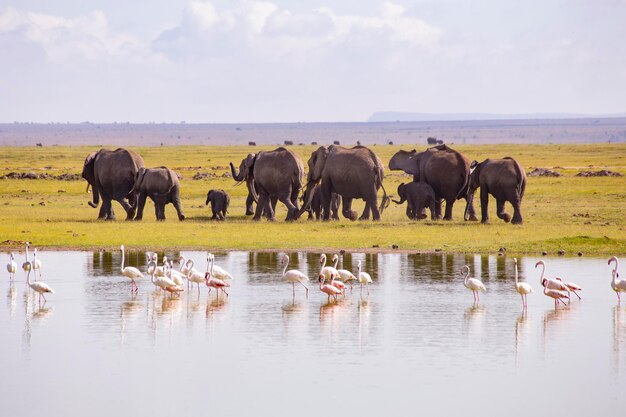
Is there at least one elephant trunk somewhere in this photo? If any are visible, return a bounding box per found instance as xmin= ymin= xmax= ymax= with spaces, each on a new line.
xmin=392 ymin=194 xmax=406 ymax=205
xmin=88 ymin=181 xmax=99 ymax=208
xmin=230 ymin=162 xmax=245 ymax=182
xmin=378 ymin=183 xmax=391 ymax=214
xmin=297 ymin=181 xmax=318 ymax=218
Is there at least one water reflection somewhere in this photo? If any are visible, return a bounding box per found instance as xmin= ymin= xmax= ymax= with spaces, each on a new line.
xmin=2 ymin=251 xmax=625 ymax=417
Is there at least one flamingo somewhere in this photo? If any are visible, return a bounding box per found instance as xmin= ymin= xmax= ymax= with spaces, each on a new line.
xmin=609 ymin=256 xmax=626 ymax=303
xmin=27 ymin=255 xmax=54 ymax=304
xmin=205 ymin=256 xmax=230 ymax=298
xmin=120 ymin=245 xmax=144 ymax=293
xmin=281 ymin=254 xmax=309 ymax=298
xmin=32 ymin=248 xmax=42 ymax=278
xmin=543 ymin=284 xmax=570 ymax=308
xmin=320 ymin=254 xmax=338 ymax=281
xmin=148 ymin=260 xmax=184 ymax=297
xmin=167 ymin=260 xmax=186 ymax=287
xmin=513 ymin=258 xmax=533 ymax=308
xmin=535 ymin=260 xmax=570 ymax=300
xmin=22 ymin=241 xmax=32 ymax=278
xmin=333 ymin=254 xmax=356 ymax=292
xmin=7 ymin=252 xmax=17 ymax=281
xmin=178 ymin=255 xmax=191 ymax=275
xmin=186 ymin=259 xmax=206 ymax=292
xmin=462 ymin=265 xmax=486 ymax=303
xmin=207 ymin=253 xmax=233 ymax=280
xmin=147 ymin=253 xmax=165 ymax=277
xmin=555 ymin=277 xmax=582 ymax=300
xmin=357 ymin=260 xmax=373 ymax=297
xmin=318 ymin=274 xmax=341 ymax=302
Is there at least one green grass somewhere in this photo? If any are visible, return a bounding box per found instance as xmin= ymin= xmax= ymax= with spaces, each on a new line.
xmin=1 ymin=144 xmax=625 ymax=254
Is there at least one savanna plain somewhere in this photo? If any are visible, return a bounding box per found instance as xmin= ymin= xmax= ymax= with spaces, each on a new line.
xmin=1 ymin=143 xmax=625 ymax=254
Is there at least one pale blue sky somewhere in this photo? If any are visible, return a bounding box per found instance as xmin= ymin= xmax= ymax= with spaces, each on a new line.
xmin=1 ymin=0 xmax=624 ymax=122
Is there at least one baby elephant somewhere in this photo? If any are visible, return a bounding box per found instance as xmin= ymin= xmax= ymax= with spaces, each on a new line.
xmin=393 ymin=182 xmax=437 ymax=220
xmin=205 ymin=189 xmax=230 ymax=221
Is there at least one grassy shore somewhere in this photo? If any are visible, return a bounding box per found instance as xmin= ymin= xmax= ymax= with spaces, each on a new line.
xmin=1 ymin=144 xmax=625 ymax=254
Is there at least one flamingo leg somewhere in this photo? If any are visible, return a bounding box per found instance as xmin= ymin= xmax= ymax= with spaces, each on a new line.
xmin=292 ymin=283 xmax=295 ymax=297
xmin=366 ymin=283 xmax=370 ymax=296
xmin=298 ymin=282 xmax=309 ymax=299
xmin=573 ymin=290 xmax=581 ymax=300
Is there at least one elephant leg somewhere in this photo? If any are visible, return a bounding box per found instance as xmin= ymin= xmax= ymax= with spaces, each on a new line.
xmin=101 ymin=196 xmax=115 ymax=221
xmin=97 ymin=200 xmax=108 ymax=220
xmin=342 ymin=198 xmax=358 ymax=221
xmin=107 ymin=204 xmax=116 ymax=221
xmin=254 ymin=194 xmax=273 ymax=221
xmin=480 ymin=188 xmax=490 ymax=223
xmin=135 ymin=193 xmax=147 ymax=221
xmin=280 ymin=194 xmax=298 ymax=222
xmin=429 ymin=199 xmax=437 ymax=220
xmin=511 ymin=196 xmax=523 ymax=225
xmin=116 ymin=198 xmax=134 ymax=221
xmin=321 ymin=186 xmax=332 ymax=221
xmin=465 ymin=196 xmax=478 ymax=221
xmin=331 ymin=195 xmax=340 ymax=220
xmin=245 ymin=194 xmax=255 ymax=216
xmin=172 ymin=192 xmax=185 ymax=221
xmin=416 ymin=203 xmax=428 ymax=220
xmin=406 ymin=205 xmax=413 ymax=220
xmin=496 ymin=199 xmax=511 ymax=223
xmin=434 ymin=199 xmax=443 ymax=219
xmin=154 ymin=199 xmax=166 ymax=221
xmin=443 ymin=198 xmax=454 ymax=221
xmin=359 ymin=203 xmax=371 ymax=220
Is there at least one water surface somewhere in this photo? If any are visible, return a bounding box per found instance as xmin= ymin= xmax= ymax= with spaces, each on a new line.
xmin=1 ymin=251 xmax=624 ymax=416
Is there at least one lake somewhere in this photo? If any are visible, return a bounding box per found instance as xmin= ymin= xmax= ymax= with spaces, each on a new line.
xmin=1 ymin=250 xmax=624 ymax=416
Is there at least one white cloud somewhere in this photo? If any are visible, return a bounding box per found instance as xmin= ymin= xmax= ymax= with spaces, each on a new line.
xmin=0 ymin=7 xmax=142 ymax=61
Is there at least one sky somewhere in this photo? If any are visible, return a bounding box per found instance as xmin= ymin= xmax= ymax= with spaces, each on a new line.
xmin=0 ymin=0 xmax=625 ymax=123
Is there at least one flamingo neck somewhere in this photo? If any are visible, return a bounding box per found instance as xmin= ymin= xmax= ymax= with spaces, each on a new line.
xmin=357 ymin=262 xmax=361 ymax=276
xmin=120 ymin=248 xmax=125 ymax=272
xmin=320 ymin=255 xmax=326 ymax=274
xmin=463 ymin=267 xmax=470 ymax=285
xmin=26 ymin=265 xmax=32 ymax=286
xmin=538 ymin=263 xmax=546 ymax=285
xmin=187 ymin=260 xmax=195 ymax=277
xmin=514 ymin=264 xmax=519 ymax=285
xmin=179 ymin=256 xmax=186 ymax=271
xmin=282 ymin=256 xmax=289 ymax=277
xmin=332 ymin=256 xmax=339 ymax=269
xmin=25 ymin=244 xmax=29 ymax=261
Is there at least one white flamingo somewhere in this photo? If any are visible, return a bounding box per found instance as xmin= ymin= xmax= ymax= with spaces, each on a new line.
xmin=167 ymin=260 xmax=185 ymax=287
xmin=609 ymin=256 xmax=626 ymax=303
xmin=178 ymin=255 xmax=191 ymax=275
xmin=320 ymin=254 xmax=338 ymax=281
xmin=22 ymin=241 xmax=32 ymax=278
xmin=148 ymin=260 xmax=183 ymax=297
xmin=462 ymin=265 xmax=486 ymax=303
xmin=535 ymin=260 xmax=570 ymax=300
xmin=186 ymin=259 xmax=206 ymax=292
xmin=7 ymin=252 xmax=17 ymax=281
xmin=147 ymin=253 xmax=165 ymax=277
xmin=32 ymin=248 xmax=43 ymax=278
xmin=357 ymin=260 xmax=373 ymax=297
xmin=281 ymin=254 xmax=309 ymax=298
xmin=335 ymin=254 xmax=357 ymax=291
xmin=513 ymin=258 xmax=533 ymax=308
xmin=27 ymin=256 xmax=54 ymax=304
xmin=207 ymin=253 xmax=233 ymax=280
xmin=120 ymin=245 xmax=144 ymax=293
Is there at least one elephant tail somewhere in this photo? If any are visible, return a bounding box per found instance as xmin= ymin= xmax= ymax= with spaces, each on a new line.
xmin=379 ymin=182 xmax=391 ymax=214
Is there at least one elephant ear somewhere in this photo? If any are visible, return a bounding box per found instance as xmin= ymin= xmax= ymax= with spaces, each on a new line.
xmin=309 ymin=146 xmax=327 ymax=182
xmin=84 ymin=151 xmax=98 ymax=167
xmin=244 ymin=153 xmax=256 ymax=177
xmin=389 ymin=150 xmax=419 ymax=176
xmin=131 ymin=167 xmax=147 ymax=193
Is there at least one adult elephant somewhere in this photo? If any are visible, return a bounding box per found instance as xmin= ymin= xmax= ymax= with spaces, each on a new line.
xmin=131 ymin=167 xmax=185 ymax=221
xmin=465 ymin=157 xmax=526 ymax=224
xmin=389 ymin=145 xmax=477 ymax=221
xmin=230 ymin=147 xmax=304 ymax=221
xmin=81 ymin=148 xmax=144 ymax=220
xmin=301 ymin=145 xmax=390 ymax=221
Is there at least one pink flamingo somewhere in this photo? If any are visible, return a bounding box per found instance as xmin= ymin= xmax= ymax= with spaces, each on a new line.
xmin=555 ymin=277 xmax=582 ymax=300
xmin=535 ymin=260 xmax=571 ymax=301
xmin=205 ymin=255 xmax=230 ymax=298
xmin=319 ymin=274 xmax=341 ymax=302
xmin=543 ymin=283 xmax=570 ymax=308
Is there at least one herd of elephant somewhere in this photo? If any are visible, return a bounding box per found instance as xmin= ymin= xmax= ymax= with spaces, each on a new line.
xmin=81 ymin=144 xmax=526 ymax=224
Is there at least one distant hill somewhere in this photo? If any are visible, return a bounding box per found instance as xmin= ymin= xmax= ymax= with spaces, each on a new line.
xmin=367 ymin=112 xmax=626 ymax=122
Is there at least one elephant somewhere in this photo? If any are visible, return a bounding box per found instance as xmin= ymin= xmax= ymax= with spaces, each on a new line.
xmin=206 ymin=189 xmax=230 ymax=221
xmin=301 ymin=145 xmax=390 ymax=221
xmin=230 ymin=147 xmax=304 ymax=221
xmin=81 ymin=148 xmax=144 ymax=220
xmin=389 ymin=144 xmax=477 ymax=221
xmin=131 ymin=167 xmax=185 ymax=221
xmin=465 ymin=157 xmax=526 ymax=224
xmin=302 ymin=184 xmax=341 ymax=221
xmin=392 ymin=182 xmax=437 ymax=220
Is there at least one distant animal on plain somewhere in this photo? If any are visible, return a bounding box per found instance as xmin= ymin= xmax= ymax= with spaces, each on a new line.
xmin=248 ymin=141 xmax=256 ymax=146
xmin=333 ymin=140 xmax=340 ymax=145
xmin=284 ymin=140 xmax=294 ymax=146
